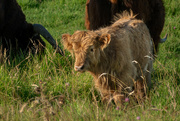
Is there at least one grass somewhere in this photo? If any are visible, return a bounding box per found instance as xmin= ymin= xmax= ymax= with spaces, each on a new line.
xmin=0 ymin=0 xmax=180 ymax=120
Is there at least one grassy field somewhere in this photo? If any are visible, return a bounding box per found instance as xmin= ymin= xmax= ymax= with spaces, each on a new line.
xmin=0 ymin=0 xmax=179 ymax=120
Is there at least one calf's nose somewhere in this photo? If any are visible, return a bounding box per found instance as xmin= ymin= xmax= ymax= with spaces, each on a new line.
xmin=74 ymin=65 xmax=84 ymax=71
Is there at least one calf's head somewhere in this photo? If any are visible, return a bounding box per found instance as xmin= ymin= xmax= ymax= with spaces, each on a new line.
xmin=62 ymin=31 xmax=111 ymax=72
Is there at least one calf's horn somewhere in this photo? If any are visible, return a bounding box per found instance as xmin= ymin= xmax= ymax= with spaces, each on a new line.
xmin=160 ymin=34 xmax=168 ymax=43
xmin=33 ymin=24 xmax=64 ymax=56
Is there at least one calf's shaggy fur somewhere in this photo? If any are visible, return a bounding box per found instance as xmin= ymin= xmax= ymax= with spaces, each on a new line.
xmin=63 ymin=12 xmax=153 ymax=106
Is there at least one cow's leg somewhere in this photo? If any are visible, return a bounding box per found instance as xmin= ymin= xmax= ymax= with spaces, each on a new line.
xmin=100 ymin=90 xmax=125 ymax=108
xmin=147 ymin=0 xmax=165 ymax=53
xmin=0 ymin=0 xmax=5 ymax=33
xmin=134 ymin=77 xmax=147 ymax=104
xmin=101 ymin=93 xmax=113 ymax=107
xmin=145 ymin=59 xmax=153 ymax=89
xmin=113 ymin=91 xmax=125 ymax=107
xmin=133 ymin=57 xmax=152 ymax=103
xmin=85 ymin=0 xmax=90 ymax=30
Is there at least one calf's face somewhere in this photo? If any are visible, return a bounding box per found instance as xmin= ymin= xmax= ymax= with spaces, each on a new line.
xmin=62 ymin=31 xmax=111 ymax=72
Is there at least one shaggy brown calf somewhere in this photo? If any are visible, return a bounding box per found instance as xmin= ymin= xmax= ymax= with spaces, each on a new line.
xmin=85 ymin=0 xmax=166 ymax=53
xmin=63 ymin=12 xmax=153 ymax=106
xmin=0 ymin=0 xmax=63 ymax=60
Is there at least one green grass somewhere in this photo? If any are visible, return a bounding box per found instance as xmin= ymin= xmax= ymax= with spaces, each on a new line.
xmin=0 ymin=0 xmax=179 ymax=120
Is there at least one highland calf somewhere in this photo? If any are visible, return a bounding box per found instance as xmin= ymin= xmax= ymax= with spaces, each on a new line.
xmin=63 ymin=12 xmax=153 ymax=106
xmin=85 ymin=0 xmax=166 ymax=53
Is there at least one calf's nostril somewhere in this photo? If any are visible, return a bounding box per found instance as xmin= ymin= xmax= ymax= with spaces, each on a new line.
xmin=75 ymin=65 xmax=84 ymax=71
xmin=80 ymin=65 xmax=84 ymax=70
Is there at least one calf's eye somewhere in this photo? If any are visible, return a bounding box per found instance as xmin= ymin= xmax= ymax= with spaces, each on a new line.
xmin=90 ymin=48 xmax=93 ymax=52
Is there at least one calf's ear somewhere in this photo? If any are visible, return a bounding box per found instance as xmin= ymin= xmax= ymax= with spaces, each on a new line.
xmin=98 ymin=34 xmax=111 ymax=50
xmin=62 ymin=34 xmax=73 ymax=52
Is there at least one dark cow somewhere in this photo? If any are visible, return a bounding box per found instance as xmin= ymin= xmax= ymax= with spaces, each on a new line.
xmin=85 ymin=0 xmax=167 ymax=53
xmin=0 ymin=0 xmax=63 ymax=60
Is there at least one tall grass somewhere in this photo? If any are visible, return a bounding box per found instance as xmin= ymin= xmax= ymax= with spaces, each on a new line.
xmin=0 ymin=0 xmax=179 ymax=120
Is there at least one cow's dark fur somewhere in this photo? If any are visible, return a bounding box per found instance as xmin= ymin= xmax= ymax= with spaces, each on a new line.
xmin=0 ymin=0 xmax=45 ymax=57
xmin=85 ymin=0 xmax=165 ymax=52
